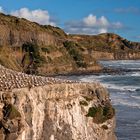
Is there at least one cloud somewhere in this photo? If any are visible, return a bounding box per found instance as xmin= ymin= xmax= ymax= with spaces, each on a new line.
xmin=83 ymin=14 xmax=109 ymax=27
xmin=65 ymin=14 xmax=124 ymax=34
xmin=11 ymin=8 xmax=56 ymax=26
xmin=0 ymin=6 xmax=125 ymax=35
xmin=0 ymin=6 xmax=4 ymax=13
xmin=115 ymin=7 xmax=140 ymax=14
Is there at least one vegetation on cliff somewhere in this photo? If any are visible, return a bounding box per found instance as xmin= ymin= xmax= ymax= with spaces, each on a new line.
xmin=70 ymin=33 xmax=140 ymax=53
xmin=0 ymin=13 xmax=139 ymax=75
xmin=22 ymin=43 xmax=46 ymax=74
xmin=86 ymin=102 xmax=115 ymax=124
xmin=63 ymin=41 xmax=87 ymax=68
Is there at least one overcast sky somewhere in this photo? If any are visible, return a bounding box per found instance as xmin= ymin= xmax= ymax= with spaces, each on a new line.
xmin=0 ymin=0 xmax=140 ymax=42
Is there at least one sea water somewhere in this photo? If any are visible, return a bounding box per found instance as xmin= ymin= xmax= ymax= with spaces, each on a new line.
xmin=59 ymin=60 xmax=140 ymax=140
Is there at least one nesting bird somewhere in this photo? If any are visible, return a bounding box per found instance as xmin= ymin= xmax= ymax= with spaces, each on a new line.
xmin=0 ymin=65 xmax=79 ymax=91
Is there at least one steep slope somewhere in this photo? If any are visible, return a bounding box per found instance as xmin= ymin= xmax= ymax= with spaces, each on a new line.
xmin=0 ymin=13 xmax=101 ymax=75
xmin=70 ymin=33 xmax=140 ymax=60
xmin=0 ymin=13 xmax=139 ymax=75
xmin=0 ymin=65 xmax=116 ymax=140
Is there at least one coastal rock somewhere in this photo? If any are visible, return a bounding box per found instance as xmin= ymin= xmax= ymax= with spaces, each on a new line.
xmin=0 ymin=65 xmax=116 ymax=140
xmin=91 ymin=51 xmax=140 ymax=60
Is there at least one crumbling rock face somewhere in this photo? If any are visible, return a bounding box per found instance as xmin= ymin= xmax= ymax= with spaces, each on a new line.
xmin=0 ymin=15 xmax=58 ymax=46
xmin=0 ymin=65 xmax=116 ymax=140
xmin=0 ymin=83 xmax=116 ymax=140
xmin=0 ymin=92 xmax=23 ymax=140
xmin=92 ymin=51 xmax=140 ymax=60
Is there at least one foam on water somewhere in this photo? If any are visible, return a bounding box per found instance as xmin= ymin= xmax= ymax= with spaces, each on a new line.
xmin=98 ymin=60 xmax=140 ymax=139
xmin=130 ymin=72 xmax=140 ymax=76
xmin=112 ymin=98 xmax=140 ymax=108
xmin=64 ymin=60 xmax=140 ymax=140
xmin=80 ymin=74 xmax=139 ymax=92
xmin=104 ymin=83 xmax=139 ymax=92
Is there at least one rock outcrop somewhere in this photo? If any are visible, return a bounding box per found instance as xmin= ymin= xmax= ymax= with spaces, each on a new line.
xmin=0 ymin=13 xmax=101 ymax=75
xmin=71 ymin=33 xmax=140 ymax=60
xmin=0 ymin=13 xmax=139 ymax=76
xmin=0 ymin=65 xmax=116 ymax=140
xmin=91 ymin=51 xmax=140 ymax=60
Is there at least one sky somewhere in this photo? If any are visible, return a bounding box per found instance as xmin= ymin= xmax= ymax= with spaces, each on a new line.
xmin=0 ymin=0 xmax=140 ymax=42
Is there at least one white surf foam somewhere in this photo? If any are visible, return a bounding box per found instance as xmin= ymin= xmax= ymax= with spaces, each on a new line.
xmin=130 ymin=72 xmax=140 ymax=77
xmin=102 ymin=83 xmax=138 ymax=92
xmin=80 ymin=75 xmax=139 ymax=92
xmin=112 ymin=98 xmax=140 ymax=108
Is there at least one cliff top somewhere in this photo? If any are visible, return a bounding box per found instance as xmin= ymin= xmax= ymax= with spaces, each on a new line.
xmin=0 ymin=13 xmax=139 ymax=76
xmin=0 ymin=64 xmax=80 ymax=91
xmin=0 ymin=13 xmax=67 ymax=38
xmin=0 ymin=12 xmax=139 ymax=46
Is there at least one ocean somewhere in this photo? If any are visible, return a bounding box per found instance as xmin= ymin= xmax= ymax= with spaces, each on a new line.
xmin=59 ymin=60 xmax=140 ymax=140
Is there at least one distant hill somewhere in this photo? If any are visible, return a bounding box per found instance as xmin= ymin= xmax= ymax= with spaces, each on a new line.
xmin=71 ymin=33 xmax=140 ymax=51
xmin=0 ymin=13 xmax=139 ymax=75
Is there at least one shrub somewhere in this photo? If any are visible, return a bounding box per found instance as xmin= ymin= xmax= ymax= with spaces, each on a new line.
xmin=86 ymin=103 xmax=115 ymax=124
xmin=22 ymin=43 xmax=46 ymax=74
xmin=63 ymin=41 xmax=87 ymax=68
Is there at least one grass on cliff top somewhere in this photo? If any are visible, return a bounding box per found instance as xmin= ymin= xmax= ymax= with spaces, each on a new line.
xmin=0 ymin=13 xmax=67 ymax=37
xmin=73 ymin=33 xmax=140 ymax=53
xmin=43 ymin=25 xmax=67 ymax=38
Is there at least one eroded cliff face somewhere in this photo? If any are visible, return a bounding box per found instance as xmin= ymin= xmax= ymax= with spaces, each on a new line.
xmin=0 ymin=13 xmax=102 ymax=75
xmin=0 ymin=13 xmax=63 ymax=46
xmin=0 ymin=65 xmax=116 ymax=140
xmin=0 ymin=13 xmax=139 ymax=76
xmin=71 ymin=33 xmax=140 ymax=60
xmin=91 ymin=51 xmax=140 ymax=60
xmin=0 ymin=83 xmax=116 ymax=140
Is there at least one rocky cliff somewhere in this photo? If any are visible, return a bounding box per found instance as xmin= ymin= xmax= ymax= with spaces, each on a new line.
xmin=91 ymin=51 xmax=140 ymax=60
xmin=0 ymin=13 xmax=101 ymax=75
xmin=71 ymin=33 xmax=140 ymax=60
xmin=0 ymin=65 xmax=116 ymax=140
xmin=0 ymin=13 xmax=139 ymax=75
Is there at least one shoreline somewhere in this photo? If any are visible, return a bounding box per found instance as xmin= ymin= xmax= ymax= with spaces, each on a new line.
xmin=50 ymin=68 xmax=140 ymax=77
xmin=44 ymin=60 xmax=140 ymax=77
